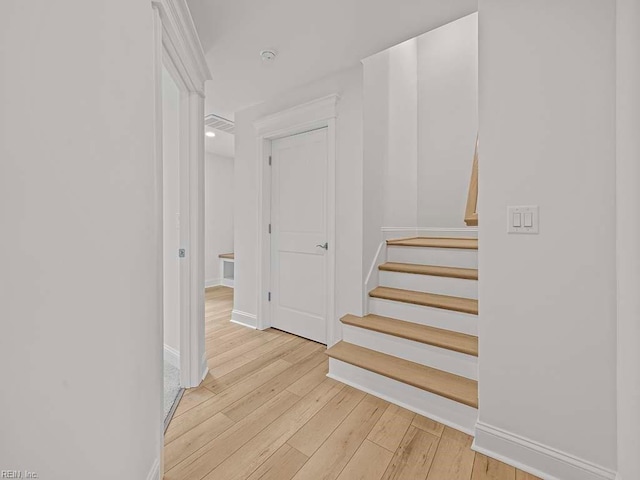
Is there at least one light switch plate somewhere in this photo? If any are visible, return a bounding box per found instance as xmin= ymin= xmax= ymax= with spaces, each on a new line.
xmin=507 ymin=205 xmax=539 ymax=234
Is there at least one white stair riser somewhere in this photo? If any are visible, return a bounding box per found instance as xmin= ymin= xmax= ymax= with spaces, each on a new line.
xmin=387 ymin=246 xmax=478 ymax=269
xmin=342 ymin=325 xmax=478 ymax=380
xmin=369 ymin=298 xmax=477 ymax=336
xmin=328 ymin=358 xmax=478 ymax=435
xmin=379 ymin=270 xmax=478 ymax=299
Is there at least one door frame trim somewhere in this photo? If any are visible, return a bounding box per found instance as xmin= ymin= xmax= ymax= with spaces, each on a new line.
xmin=255 ymin=94 xmax=339 ymax=346
xmin=152 ymin=0 xmax=211 ymax=393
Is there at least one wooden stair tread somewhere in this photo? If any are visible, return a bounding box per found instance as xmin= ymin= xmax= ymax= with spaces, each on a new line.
xmin=386 ymin=237 xmax=478 ymax=250
xmin=379 ymin=262 xmax=478 ymax=280
xmin=219 ymin=252 xmax=235 ymax=259
xmin=326 ymin=342 xmax=478 ymax=408
xmin=341 ymin=314 xmax=478 ymax=356
xmin=370 ymin=286 xmax=478 ymax=315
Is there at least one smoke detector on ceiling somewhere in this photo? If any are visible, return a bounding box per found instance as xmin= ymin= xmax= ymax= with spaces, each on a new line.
xmin=260 ymin=50 xmax=277 ymax=62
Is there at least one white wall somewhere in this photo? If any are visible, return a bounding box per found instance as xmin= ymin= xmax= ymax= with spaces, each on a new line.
xmin=417 ymin=13 xmax=477 ymax=227
xmin=616 ymin=0 xmax=640 ymax=478
xmin=362 ymin=49 xmax=389 ymax=290
xmin=362 ymin=14 xmax=478 ymax=278
xmin=477 ymin=0 xmax=617 ymax=477
xmin=385 ymin=39 xmax=419 ymax=228
xmin=363 ymin=40 xmax=418 ymax=231
xmin=163 ymin=66 xmax=181 ymax=354
xmin=234 ymin=66 xmax=363 ymax=332
xmin=0 ymin=1 xmax=161 ymax=478
xmin=205 ymin=153 xmax=234 ymax=286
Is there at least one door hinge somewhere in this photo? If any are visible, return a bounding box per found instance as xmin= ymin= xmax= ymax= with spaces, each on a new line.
xmin=268 ymin=155 xmax=272 ymax=166
xmin=268 ymin=292 xmax=271 ymax=302
xmin=178 ymin=248 xmax=186 ymax=258
xmin=268 ymin=223 xmax=271 ymax=234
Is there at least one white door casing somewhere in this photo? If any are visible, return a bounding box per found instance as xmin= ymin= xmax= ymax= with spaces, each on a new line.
xmin=271 ymin=129 xmax=329 ymax=344
xmin=255 ymin=94 xmax=339 ymax=346
xmin=153 ymin=0 xmax=211 ymax=390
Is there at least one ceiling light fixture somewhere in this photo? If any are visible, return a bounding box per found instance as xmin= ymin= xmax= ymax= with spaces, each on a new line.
xmin=205 ymin=131 xmax=216 ymax=138
xmin=260 ymin=49 xmax=277 ymax=62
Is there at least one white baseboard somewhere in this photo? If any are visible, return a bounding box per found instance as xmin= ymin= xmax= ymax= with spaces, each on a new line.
xmin=146 ymin=457 xmax=160 ymax=480
xmin=231 ymin=309 xmax=257 ymax=329
xmin=163 ymin=344 xmax=180 ymax=369
xmin=382 ymin=226 xmax=478 ymax=241
xmin=473 ymin=421 xmax=617 ymax=480
xmin=205 ymin=278 xmax=221 ymax=288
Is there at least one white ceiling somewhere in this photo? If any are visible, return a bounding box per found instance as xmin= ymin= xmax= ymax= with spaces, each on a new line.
xmin=188 ymin=0 xmax=477 ymax=155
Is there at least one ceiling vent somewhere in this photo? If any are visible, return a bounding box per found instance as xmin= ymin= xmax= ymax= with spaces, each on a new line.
xmin=204 ymin=113 xmax=235 ymax=134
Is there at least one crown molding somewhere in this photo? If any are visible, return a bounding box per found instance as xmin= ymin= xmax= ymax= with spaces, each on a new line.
xmin=152 ymin=0 xmax=212 ymax=95
xmin=254 ymin=94 xmax=340 ymax=136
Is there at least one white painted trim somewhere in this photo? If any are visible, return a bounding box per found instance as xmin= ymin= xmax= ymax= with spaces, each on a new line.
xmin=205 ymin=278 xmax=222 ymax=288
xmin=363 ymin=241 xmax=386 ymax=315
xmin=255 ymin=94 xmax=340 ymax=136
xmin=151 ymin=0 xmax=211 ymax=96
xmin=153 ymin=21 xmax=209 ymax=480
xmin=146 ymin=457 xmax=160 ymax=480
xmin=473 ymin=421 xmax=617 ymax=480
xmin=163 ymin=344 xmax=180 ymax=369
xmin=153 ymin=0 xmax=209 ymax=391
xmin=616 ymin=2 xmax=640 ymax=479
xmin=382 ymin=226 xmax=478 ymax=241
xmin=255 ymin=94 xmax=339 ymax=346
xmin=231 ymin=309 xmax=258 ymax=329
xmin=328 ymin=358 xmax=477 ymax=435
xmin=151 ymin=11 xmax=165 ymax=480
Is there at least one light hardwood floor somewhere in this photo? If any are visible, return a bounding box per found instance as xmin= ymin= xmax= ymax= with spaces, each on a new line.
xmin=164 ymin=286 xmax=540 ymax=480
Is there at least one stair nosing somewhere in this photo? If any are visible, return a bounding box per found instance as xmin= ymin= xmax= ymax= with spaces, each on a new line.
xmin=386 ymin=237 xmax=478 ymax=250
xmin=341 ymin=314 xmax=478 ymax=356
xmin=326 ymin=341 xmax=478 ymax=408
xmin=369 ymin=286 xmax=478 ymax=315
xmin=379 ymin=262 xmax=478 ymax=280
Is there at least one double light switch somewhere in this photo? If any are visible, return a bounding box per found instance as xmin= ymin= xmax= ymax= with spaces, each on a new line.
xmin=507 ymin=206 xmax=539 ymax=234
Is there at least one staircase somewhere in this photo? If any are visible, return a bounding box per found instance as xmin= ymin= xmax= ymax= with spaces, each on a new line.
xmin=326 ymin=236 xmax=479 ymax=434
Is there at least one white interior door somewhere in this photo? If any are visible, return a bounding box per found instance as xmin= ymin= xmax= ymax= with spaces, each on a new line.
xmin=271 ymin=128 xmax=328 ymax=344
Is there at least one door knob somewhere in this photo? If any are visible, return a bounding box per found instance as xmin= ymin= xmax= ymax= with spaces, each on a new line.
xmin=316 ymin=242 xmax=328 ymax=250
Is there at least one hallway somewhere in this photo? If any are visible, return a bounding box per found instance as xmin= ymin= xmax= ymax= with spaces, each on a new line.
xmin=163 ymin=286 xmax=539 ymax=480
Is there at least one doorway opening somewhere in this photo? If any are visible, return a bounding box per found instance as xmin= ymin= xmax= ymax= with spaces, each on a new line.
xmin=161 ymin=64 xmax=183 ymax=427
xmin=151 ymin=1 xmax=211 ymax=454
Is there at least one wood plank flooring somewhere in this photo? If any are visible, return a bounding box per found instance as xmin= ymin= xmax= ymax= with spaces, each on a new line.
xmin=164 ymin=286 xmax=539 ymax=480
